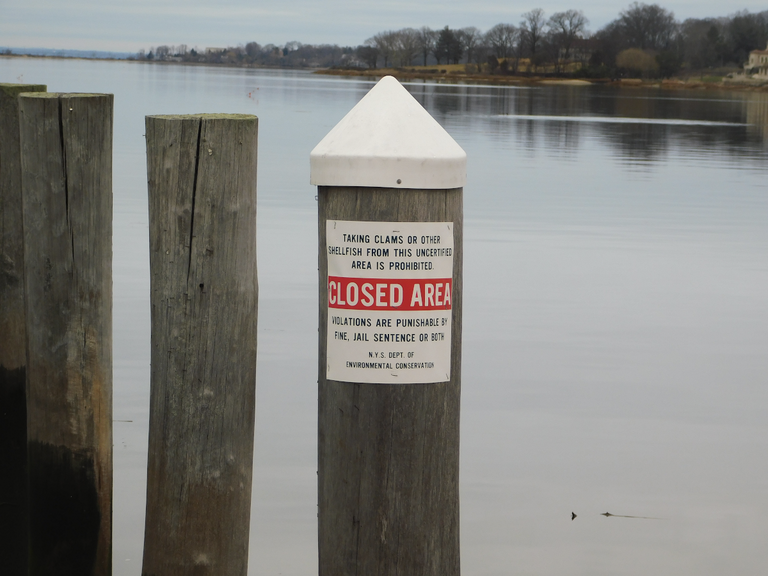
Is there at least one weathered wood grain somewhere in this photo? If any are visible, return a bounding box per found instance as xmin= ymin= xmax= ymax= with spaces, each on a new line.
xmin=19 ymin=92 xmax=113 ymax=576
xmin=317 ymin=186 xmax=463 ymax=576
xmin=142 ymin=114 xmax=259 ymax=576
xmin=0 ymin=81 xmax=46 ymax=576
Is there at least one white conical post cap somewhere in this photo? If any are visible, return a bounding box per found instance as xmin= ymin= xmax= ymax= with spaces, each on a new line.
xmin=310 ymin=76 xmax=466 ymax=189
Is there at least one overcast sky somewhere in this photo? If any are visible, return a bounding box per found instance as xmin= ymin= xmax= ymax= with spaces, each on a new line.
xmin=1 ymin=0 xmax=765 ymax=53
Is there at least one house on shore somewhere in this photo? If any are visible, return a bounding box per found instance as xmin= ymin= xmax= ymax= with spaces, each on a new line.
xmin=745 ymin=42 xmax=768 ymax=79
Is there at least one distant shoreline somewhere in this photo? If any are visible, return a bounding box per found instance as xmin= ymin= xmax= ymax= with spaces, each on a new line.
xmin=315 ymin=67 xmax=768 ymax=93
xmin=3 ymin=53 xmax=767 ymax=93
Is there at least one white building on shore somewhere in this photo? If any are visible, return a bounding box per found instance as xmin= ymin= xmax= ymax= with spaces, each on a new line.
xmin=745 ymin=42 xmax=768 ymax=79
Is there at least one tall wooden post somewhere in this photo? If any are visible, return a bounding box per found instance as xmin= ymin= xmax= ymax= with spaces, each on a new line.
xmin=19 ymin=92 xmax=114 ymax=576
xmin=311 ymin=76 xmax=466 ymax=576
xmin=142 ymin=114 xmax=259 ymax=576
xmin=0 ymin=82 xmax=46 ymax=576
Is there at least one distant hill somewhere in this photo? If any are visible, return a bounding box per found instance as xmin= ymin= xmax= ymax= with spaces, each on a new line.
xmin=0 ymin=47 xmax=132 ymax=60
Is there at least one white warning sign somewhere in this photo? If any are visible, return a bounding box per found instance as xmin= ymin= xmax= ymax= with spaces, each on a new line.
xmin=326 ymin=220 xmax=454 ymax=384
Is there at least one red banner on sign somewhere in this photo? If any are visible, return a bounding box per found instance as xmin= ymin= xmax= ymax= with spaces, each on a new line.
xmin=328 ymin=276 xmax=452 ymax=311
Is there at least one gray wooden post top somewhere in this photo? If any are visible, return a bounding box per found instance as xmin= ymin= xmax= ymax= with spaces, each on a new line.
xmin=310 ymin=75 xmax=466 ymax=190
xmin=146 ymin=113 xmax=256 ymax=120
xmin=18 ymin=92 xmax=109 ymax=98
xmin=0 ymin=83 xmax=47 ymax=96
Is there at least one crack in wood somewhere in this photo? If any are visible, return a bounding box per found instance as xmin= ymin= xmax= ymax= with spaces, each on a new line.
xmin=187 ymin=119 xmax=202 ymax=285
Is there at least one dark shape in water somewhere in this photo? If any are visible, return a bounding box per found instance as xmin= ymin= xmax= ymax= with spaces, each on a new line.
xmin=572 ymin=512 xmax=577 ymax=520
xmin=602 ymin=511 xmax=663 ymax=520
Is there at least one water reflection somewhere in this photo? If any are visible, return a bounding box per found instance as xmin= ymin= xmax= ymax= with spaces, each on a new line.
xmin=405 ymin=81 xmax=768 ymax=168
xmin=746 ymin=92 xmax=768 ymax=145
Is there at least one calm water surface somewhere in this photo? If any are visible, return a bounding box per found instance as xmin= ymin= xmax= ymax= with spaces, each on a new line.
xmin=2 ymin=58 xmax=767 ymax=576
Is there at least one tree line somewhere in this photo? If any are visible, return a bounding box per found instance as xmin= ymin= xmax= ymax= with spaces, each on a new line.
xmin=134 ymin=3 xmax=768 ymax=78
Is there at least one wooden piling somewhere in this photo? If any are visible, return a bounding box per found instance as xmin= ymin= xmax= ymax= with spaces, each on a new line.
xmin=312 ymin=76 xmax=466 ymax=576
xmin=317 ymin=188 xmax=463 ymax=576
xmin=142 ymin=114 xmax=259 ymax=576
xmin=0 ymin=82 xmax=46 ymax=576
xmin=18 ymin=92 xmax=114 ymax=576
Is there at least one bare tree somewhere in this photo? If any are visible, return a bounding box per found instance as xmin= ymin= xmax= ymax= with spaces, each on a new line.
xmin=618 ymin=2 xmax=677 ymax=50
xmin=368 ymin=31 xmax=398 ymax=67
xmin=541 ymin=30 xmax=564 ymax=72
xmin=509 ymin=28 xmax=526 ymax=72
xmin=458 ymin=27 xmax=482 ymax=64
xmin=485 ymin=23 xmax=518 ymax=59
xmin=357 ymin=44 xmax=379 ymax=68
xmin=417 ymin=26 xmax=437 ymax=65
xmin=155 ymin=45 xmax=170 ymax=60
xmin=394 ymin=28 xmax=421 ymax=66
xmin=521 ymin=8 xmax=548 ymax=56
xmin=548 ymin=10 xmax=589 ymax=61
xmin=471 ymin=36 xmax=492 ymax=66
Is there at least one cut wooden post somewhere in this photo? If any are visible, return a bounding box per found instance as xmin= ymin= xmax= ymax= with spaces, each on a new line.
xmin=0 ymin=82 xmax=46 ymax=576
xmin=142 ymin=114 xmax=259 ymax=576
xmin=311 ymin=76 xmax=466 ymax=576
xmin=19 ymin=92 xmax=113 ymax=576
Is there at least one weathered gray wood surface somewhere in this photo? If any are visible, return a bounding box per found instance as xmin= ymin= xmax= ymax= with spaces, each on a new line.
xmin=19 ymin=92 xmax=113 ymax=576
xmin=317 ymin=186 xmax=463 ymax=576
xmin=142 ymin=114 xmax=259 ymax=576
xmin=0 ymin=81 xmax=46 ymax=576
